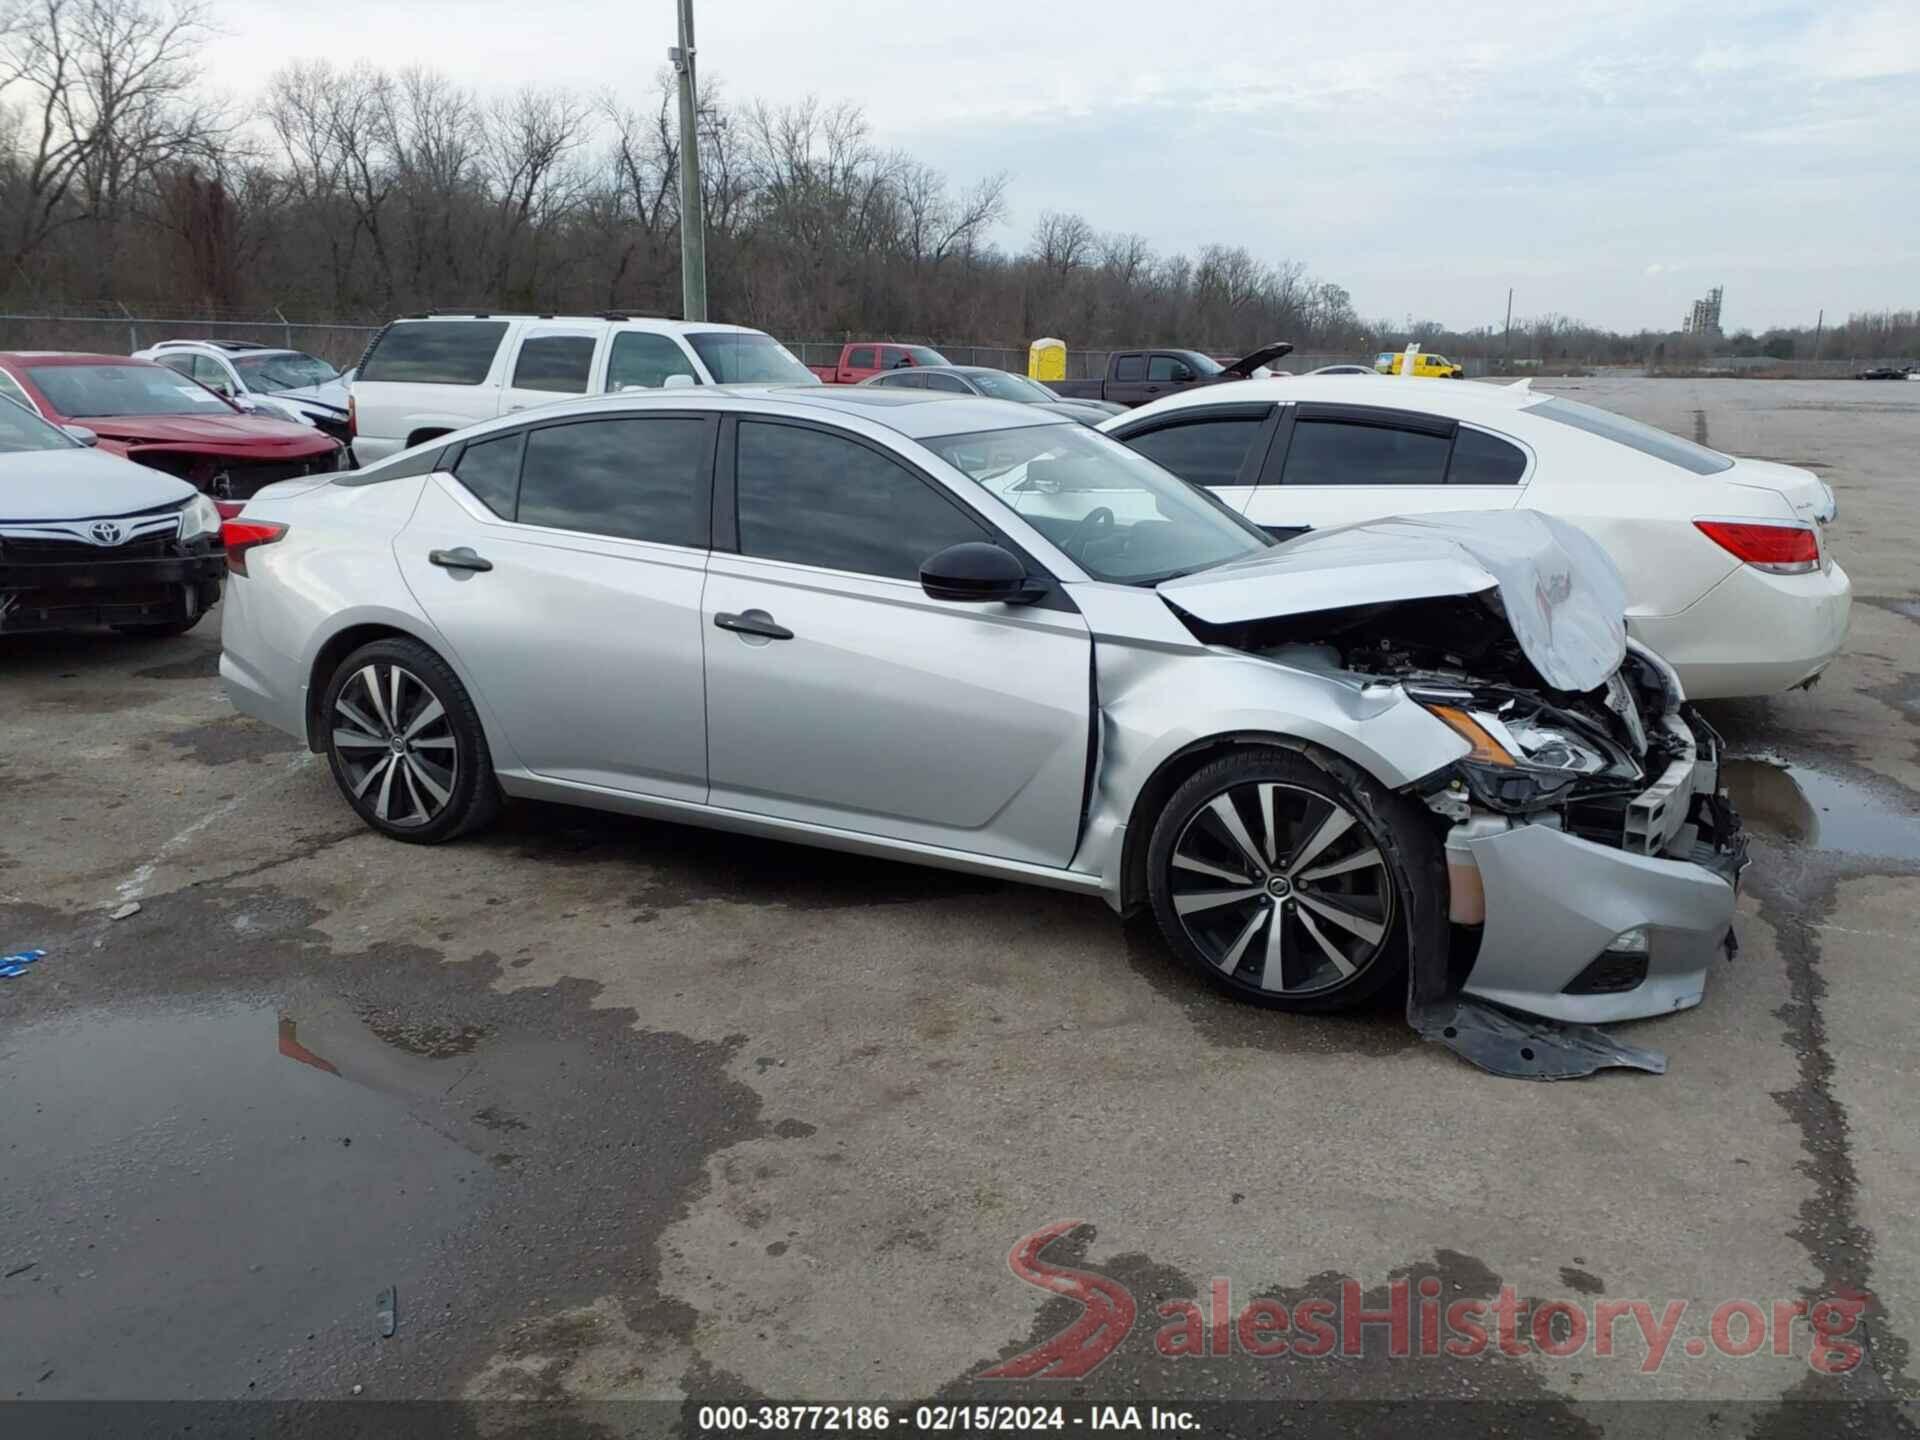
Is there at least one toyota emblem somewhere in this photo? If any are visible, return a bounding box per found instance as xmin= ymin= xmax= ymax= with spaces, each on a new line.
xmin=87 ymin=520 xmax=125 ymax=546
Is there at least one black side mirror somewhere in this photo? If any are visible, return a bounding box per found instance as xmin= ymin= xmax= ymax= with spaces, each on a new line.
xmin=920 ymin=542 xmax=1040 ymax=604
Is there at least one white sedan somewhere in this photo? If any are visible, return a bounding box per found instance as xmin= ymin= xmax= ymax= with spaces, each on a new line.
xmin=1098 ymin=377 xmax=1848 ymax=699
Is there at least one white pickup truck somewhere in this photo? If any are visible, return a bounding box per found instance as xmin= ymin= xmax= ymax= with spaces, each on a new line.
xmin=347 ymin=314 xmax=819 ymax=464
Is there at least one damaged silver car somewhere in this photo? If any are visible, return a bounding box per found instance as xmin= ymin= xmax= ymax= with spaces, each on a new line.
xmin=219 ymin=388 xmax=1745 ymax=1076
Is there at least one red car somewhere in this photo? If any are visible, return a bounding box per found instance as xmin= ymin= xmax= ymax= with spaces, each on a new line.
xmin=0 ymin=351 xmax=343 ymax=501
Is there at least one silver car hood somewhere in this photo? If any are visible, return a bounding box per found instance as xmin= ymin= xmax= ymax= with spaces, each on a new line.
xmin=0 ymin=446 xmax=196 ymax=521
xmin=1157 ymin=510 xmax=1628 ymax=692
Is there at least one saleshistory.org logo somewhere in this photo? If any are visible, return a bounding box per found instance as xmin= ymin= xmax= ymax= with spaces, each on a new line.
xmin=981 ymin=1222 xmax=1868 ymax=1380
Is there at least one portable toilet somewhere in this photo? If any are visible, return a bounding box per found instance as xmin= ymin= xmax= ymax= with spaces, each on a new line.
xmin=1028 ymin=337 xmax=1066 ymax=382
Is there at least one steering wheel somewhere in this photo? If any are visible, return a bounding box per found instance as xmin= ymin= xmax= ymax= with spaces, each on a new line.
xmin=1061 ymin=506 xmax=1115 ymax=559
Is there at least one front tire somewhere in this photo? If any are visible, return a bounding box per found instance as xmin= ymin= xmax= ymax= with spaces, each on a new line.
xmin=1146 ymin=748 xmax=1414 ymax=1013
xmin=321 ymin=637 xmax=499 ymax=844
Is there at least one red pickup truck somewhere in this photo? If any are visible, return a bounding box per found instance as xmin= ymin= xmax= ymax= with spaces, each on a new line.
xmin=806 ymin=342 xmax=951 ymax=385
xmin=1046 ymin=341 xmax=1293 ymax=408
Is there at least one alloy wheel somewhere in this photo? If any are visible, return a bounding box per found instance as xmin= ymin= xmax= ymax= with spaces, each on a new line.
xmin=331 ymin=662 xmax=459 ymax=828
xmin=1167 ymin=780 xmax=1395 ymax=995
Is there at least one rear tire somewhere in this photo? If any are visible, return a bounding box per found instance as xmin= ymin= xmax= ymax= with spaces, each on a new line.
xmin=321 ymin=636 xmax=499 ymax=844
xmin=1146 ymin=747 xmax=1418 ymax=1013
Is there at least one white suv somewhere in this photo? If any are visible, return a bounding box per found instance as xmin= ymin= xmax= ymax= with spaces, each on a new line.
xmin=346 ymin=314 xmax=818 ymax=464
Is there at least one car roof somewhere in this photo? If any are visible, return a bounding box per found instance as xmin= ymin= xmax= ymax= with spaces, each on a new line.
xmin=524 ymin=385 xmax=1072 ymax=442
xmin=1120 ymin=374 xmax=1542 ymax=422
xmin=389 ymin=313 xmax=764 ymax=337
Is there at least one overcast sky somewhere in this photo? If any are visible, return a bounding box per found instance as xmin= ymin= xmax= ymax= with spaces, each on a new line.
xmin=199 ymin=0 xmax=1918 ymax=334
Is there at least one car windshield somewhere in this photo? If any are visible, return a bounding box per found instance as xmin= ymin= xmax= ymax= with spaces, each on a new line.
xmin=0 ymin=394 xmax=76 ymax=453
xmin=27 ymin=364 xmax=238 ymax=418
xmin=924 ymin=423 xmax=1272 ymax=585
xmin=1527 ymin=395 xmax=1735 ymax=476
xmin=688 ymin=332 xmax=820 ymax=385
xmin=233 ymin=352 xmax=339 ymax=392
xmin=967 ymin=371 xmax=1056 ymax=404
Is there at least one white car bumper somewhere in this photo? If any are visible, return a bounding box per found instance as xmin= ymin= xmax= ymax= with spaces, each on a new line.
xmin=1629 ymin=560 xmax=1851 ymax=700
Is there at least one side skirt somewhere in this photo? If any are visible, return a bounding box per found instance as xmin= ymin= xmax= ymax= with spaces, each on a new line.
xmin=497 ymin=771 xmax=1112 ymax=899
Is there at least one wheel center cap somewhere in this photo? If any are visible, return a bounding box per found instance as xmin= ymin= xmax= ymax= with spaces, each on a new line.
xmin=389 ymin=736 xmax=407 ymax=755
xmin=1266 ymin=876 xmax=1292 ymax=899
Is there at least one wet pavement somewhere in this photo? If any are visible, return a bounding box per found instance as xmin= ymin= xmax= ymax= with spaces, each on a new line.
xmin=3 ymin=377 xmax=1920 ymax=1430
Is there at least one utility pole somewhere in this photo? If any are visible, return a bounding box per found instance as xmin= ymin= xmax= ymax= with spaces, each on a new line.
xmin=1811 ymin=308 xmax=1824 ymax=363
xmin=1502 ymin=287 xmax=1514 ymax=373
xmin=669 ymin=0 xmax=707 ymax=322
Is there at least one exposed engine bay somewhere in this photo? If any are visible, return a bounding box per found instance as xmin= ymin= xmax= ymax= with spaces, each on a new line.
xmin=1183 ymin=592 xmax=1737 ymax=870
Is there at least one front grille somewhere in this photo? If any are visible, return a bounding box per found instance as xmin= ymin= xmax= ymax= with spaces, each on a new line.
xmin=220 ymin=458 xmax=330 ymax=499
xmin=2 ymin=535 xmax=177 ymax=560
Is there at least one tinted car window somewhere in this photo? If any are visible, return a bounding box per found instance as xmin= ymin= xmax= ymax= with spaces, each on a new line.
xmin=511 ymin=336 xmax=595 ymax=394
xmin=1125 ymin=418 xmax=1265 ymax=488
xmin=1447 ymin=427 xmax=1528 ymax=485
xmin=191 ymin=356 xmax=233 ymax=393
xmin=0 ymin=368 xmax=38 ymax=412
xmin=516 ymin=417 xmax=710 ymax=546
xmin=922 ymin=373 xmax=969 ymax=394
xmin=360 ymin=321 xmax=510 ymax=385
xmin=873 ymin=372 xmax=923 ymax=389
xmin=848 ymin=347 xmax=876 ymax=370
xmin=154 ymin=354 xmax=194 ymax=378
xmin=1147 ymin=355 xmax=1189 ymax=382
xmin=1527 ymin=396 xmax=1735 ymax=475
xmin=736 ymin=421 xmax=988 ymax=581
xmin=453 ymin=432 xmax=524 ymax=517
xmin=1281 ymin=419 xmax=1452 ymax=486
xmin=607 ymin=332 xmax=698 ymax=390
xmin=1114 ymin=354 xmax=1146 ymax=382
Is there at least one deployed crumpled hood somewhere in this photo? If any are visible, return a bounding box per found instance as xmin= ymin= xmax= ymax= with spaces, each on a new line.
xmin=261 ymin=377 xmax=350 ymax=417
xmin=1159 ymin=510 xmax=1629 ymax=692
xmin=0 ymin=446 xmax=196 ymax=521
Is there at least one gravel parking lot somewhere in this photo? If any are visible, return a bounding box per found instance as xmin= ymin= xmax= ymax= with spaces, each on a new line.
xmin=3 ymin=377 xmax=1918 ymax=1427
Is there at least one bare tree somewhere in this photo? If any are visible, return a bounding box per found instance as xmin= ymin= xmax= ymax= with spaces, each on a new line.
xmin=1 ymin=0 xmax=215 ymax=271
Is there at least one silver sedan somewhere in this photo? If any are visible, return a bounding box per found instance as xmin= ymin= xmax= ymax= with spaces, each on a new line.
xmin=218 ymin=387 xmax=1745 ymax=1072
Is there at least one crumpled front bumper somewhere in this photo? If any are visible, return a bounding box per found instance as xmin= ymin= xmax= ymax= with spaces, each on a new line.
xmin=1456 ymin=707 xmax=1745 ymax=1026
xmin=0 ymin=550 xmax=224 ymax=632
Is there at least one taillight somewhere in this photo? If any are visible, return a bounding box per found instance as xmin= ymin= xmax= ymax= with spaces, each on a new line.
xmin=213 ymin=499 xmax=246 ymax=522
xmin=347 ymin=391 xmax=357 ymax=439
xmin=1694 ymin=520 xmax=1820 ymax=575
xmin=221 ymin=519 xmax=287 ymax=576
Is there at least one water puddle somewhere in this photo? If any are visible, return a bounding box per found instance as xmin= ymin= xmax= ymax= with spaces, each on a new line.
xmin=1721 ymin=757 xmax=1920 ymax=862
xmin=0 ymin=999 xmax=490 ymax=1398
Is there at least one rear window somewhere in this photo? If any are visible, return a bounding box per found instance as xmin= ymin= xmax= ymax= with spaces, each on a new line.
xmin=1527 ymin=396 xmax=1734 ymax=475
xmin=360 ymin=321 xmax=510 ymax=386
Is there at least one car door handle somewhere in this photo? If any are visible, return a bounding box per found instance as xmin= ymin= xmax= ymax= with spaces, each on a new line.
xmin=714 ymin=610 xmax=794 ymax=641
xmin=429 ymin=547 xmax=492 ymax=572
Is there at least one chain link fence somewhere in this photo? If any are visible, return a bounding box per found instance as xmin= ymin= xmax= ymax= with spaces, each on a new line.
xmin=4 ymin=307 xmax=1909 ymax=382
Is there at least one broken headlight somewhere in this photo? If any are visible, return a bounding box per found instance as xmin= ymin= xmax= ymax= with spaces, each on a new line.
xmin=1417 ymin=693 xmax=1635 ymax=809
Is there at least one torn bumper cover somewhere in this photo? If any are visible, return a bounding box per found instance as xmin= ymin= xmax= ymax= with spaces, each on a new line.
xmin=0 ymin=547 xmax=224 ymax=632
xmin=1410 ymin=707 xmax=1747 ymax=1079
